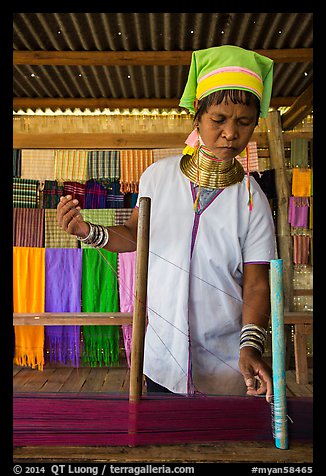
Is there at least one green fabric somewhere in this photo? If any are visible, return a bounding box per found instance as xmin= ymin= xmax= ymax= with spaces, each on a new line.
xmin=81 ymin=248 xmax=119 ymax=367
xmin=179 ymin=45 xmax=273 ymax=118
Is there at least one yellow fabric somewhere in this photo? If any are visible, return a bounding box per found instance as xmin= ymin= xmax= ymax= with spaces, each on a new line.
xmin=13 ymin=247 xmax=45 ymax=370
xmin=197 ymin=71 xmax=263 ymax=101
xmin=292 ymin=168 xmax=312 ymax=197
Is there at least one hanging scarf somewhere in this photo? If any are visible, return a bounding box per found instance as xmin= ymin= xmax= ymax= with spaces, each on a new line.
xmin=291 ymin=138 xmax=309 ymax=168
xmin=118 ymin=252 xmax=136 ymax=368
xmin=13 ymin=208 xmax=44 ymax=247
xmin=13 ymin=178 xmax=39 ymax=208
xmin=288 ymin=197 xmax=309 ymax=228
xmin=45 ymin=248 xmax=82 ymax=366
xmin=84 ymin=180 xmax=108 ymax=209
xmin=87 ymin=150 xmax=120 ymax=181
xmin=42 ymin=180 xmax=64 ymax=209
xmin=54 ymin=149 xmax=89 ymax=184
xmin=120 ymin=149 xmax=154 ymax=193
xmin=292 ymin=168 xmax=312 ymax=197
xmin=44 ymin=209 xmax=79 ymax=248
xmin=63 ymin=181 xmax=86 ymax=209
xmin=293 ymin=234 xmax=310 ymax=265
xmin=21 ymin=149 xmax=55 ymax=181
xmin=13 ymin=149 xmax=21 ymax=177
xmin=81 ymin=249 xmax=119 ymax=367
xmin=13 ymin=247 xmax=45 ymax=370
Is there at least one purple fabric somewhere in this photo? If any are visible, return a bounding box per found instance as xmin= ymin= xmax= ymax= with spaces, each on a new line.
xmin=288 ymin=196 xmax=309 ymax=228
xmin=45 ymin=248 xmax=82 ymax=366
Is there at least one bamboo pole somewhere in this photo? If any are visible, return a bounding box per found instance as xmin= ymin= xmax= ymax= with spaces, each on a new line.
xmin=270 ymin=259 xmax=288 ymax=450
xmin=265 ymin=110 xmax=293 ymax=311
xmin=129 ymin=197 xmax=151 ymax=402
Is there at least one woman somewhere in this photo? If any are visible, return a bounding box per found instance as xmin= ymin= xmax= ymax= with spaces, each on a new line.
xmin=57 ymin=45 xmax=275 ymax=401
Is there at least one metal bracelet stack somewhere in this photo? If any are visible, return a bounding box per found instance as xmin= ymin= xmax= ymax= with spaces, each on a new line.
xmin=239 ymin=323 xmax=268 ymax=356
xmin=75 ymin=222 xmax=109 ymax=249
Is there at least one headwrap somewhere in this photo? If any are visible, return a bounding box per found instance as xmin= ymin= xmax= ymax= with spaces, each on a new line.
xmin=179 ymin=45 xmax=274 ymax=118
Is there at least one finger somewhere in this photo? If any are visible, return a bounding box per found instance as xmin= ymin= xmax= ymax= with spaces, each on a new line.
xmin=57 ymin=196 xmax=79 ymax=228
xmin=61 ymin=206 xmax=82 ymax=232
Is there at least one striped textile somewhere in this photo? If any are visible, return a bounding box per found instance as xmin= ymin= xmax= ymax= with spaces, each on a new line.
xmin=115 ymin=208 xmax=134 ymax=225
xmin=63 ymin=182 xmax=86 ymax=209
xmin=13 ymin=149 xmax=21 ymax=177
xmin=21 ymin=149 xmax=55 ymax=180
xmin=54 ymin=150 xmax=89 ymax=183
xmin=80 ymin=209 xmax=116 ymax=248
xmin=42 ymin=180 xmax=64 ymax=209
xmin=293 ymin=234 xmax=310 ymax=265
xmin=292 ymin=168 xmax=312 ymax=197
xmin=153 ymin=148 xmax=183 ymax=162
xmin=13 ymin=178 xmax=39 ymax=208
xmin=44 ymin=209 xmax=79 ymax=248
xmin=87 ymin=150 xmax=120 ymax=180
xmin=84 ymin=180 xmax=108 ymax=209
xmin=291 ymin=138 xmax=309 ymax=168
xmin=120 ymin=149 xmax=154 ymax=193
xmin=236 ymin=142 xmax=259 ymax=172
xmin=106 ymin=180 xmax=125 ymax=208
xmin=13 ymin=208 xmax=44 ymax=247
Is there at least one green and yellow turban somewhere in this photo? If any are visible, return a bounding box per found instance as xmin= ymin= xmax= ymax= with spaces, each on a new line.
xmin=179 ymin=45 xmax=274 ymax=118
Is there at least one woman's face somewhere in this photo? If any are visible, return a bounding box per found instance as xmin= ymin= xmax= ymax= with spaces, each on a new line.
xmin=197 ymin=97 xmax=258 ymax=161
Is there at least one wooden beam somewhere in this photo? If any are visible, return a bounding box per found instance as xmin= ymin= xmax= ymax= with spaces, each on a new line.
xmin=281 ymin=84 xmax=313 ymax=130
xmin=13 ymin=132 xmax=188 ymax=149
xmin=13 ymin=131 xmax=313 ymax=150
xmin=13 ymin=49 xmax=313 ymax=66
xmin=13 ymin=96 xmax=296 ymax=111
xmin=13 ymin=312 xmax=133 ymax=326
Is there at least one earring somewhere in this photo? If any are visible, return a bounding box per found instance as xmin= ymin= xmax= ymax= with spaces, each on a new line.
xmin=185 ymin=126 xmax=199 ymax=149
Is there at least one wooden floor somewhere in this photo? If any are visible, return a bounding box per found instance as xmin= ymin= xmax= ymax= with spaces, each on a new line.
xmin=13 ymin=364 xmax=313 ymax=396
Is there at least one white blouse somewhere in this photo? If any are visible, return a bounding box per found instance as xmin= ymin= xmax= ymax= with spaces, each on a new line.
xmin=137 ymin=155 xmax=275 ymax=395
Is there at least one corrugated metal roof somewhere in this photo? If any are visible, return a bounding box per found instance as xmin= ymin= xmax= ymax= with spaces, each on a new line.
xmin=13 ymin=12 xmax=313 ymax=111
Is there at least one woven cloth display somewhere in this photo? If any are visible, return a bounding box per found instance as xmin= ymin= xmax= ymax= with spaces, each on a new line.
xmin=21 ymin=149 xmax=55 ymax=181
xmin=292 ymin=168 xmax=312 ymax=197
xmin=87 ymin=150 xmax=120 ymax=180
xmin=13 ymin=178 xmax=39 ymax=208
xmin=45 ymin=248 xmax=82 ymax=366
xmin=120 ymin=149 xmax=154 ymax=193
xmin=81 ymin=249 xmax=120 ymax=367
xmin=13 ymin=208 xmax=44 ymax=247
xmin=118 ymin=251 xmax=136 ymax=367
xmin=41 ymin=180 xmax=64 ymax=209
xmin=54 ymin=149 xmax=89 ymax=183
xmin=13 ymin=247 xmax=45 ymax=370
xmin=44 ymin=209 xmax=79 ymax=248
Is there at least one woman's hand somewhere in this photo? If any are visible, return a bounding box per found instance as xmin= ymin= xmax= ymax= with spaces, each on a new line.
xmin=238 ymin=346 xmax=273 ymax=402
xmin=56 ymin=195 xmax=89 ymax=238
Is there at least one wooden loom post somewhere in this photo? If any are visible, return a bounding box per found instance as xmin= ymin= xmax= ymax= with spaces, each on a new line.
xmin=129 ymin=197 xmax=151 ymax=403
xmin=270 ymin=259 xmax=288 ymax=450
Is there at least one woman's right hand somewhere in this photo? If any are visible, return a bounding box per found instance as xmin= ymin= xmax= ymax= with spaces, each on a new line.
xmin=57 ymin=195 xmax=89 ymax=238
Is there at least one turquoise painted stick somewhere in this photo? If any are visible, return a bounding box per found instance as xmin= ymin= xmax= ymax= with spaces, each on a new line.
xmin=270 ymin=259 xmax=288 ymax=450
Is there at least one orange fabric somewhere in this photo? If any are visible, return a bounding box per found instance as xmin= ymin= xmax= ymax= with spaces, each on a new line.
xmin=13 ymin=247 xmax=45 ymax=370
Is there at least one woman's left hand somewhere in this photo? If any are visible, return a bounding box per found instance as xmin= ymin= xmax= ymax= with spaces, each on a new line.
xmin=238 ymin=346 xmax=273 ymax=402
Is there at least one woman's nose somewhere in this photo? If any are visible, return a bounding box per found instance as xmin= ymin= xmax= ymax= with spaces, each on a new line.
xmin=222 ymin=122 xmax=238 ymax=141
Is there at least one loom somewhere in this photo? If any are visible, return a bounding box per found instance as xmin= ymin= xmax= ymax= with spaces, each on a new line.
xmin=13 ymin=198 xmax=313 ymax=463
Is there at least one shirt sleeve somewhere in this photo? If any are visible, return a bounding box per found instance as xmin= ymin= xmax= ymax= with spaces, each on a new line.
xmin=242 ymin=184 xmax=276 ymax=264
